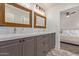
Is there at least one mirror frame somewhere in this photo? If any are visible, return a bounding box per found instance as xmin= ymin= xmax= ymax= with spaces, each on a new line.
xmin=34 ymin=12 xmax=46 ymax=28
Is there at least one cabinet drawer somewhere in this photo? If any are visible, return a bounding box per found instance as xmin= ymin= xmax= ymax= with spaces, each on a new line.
xmin=37 ymin=47 xmax=48 ymax=56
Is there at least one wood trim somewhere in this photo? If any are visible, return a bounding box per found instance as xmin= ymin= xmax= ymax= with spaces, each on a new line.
xmin=0 ymin=3 xmax=5 ymax=25
xmin=4 ymin=22 xmax=32 ymax=27
xmin=34 ymin=12 xmax=46 ymax=28
xmin=0 ymin=3 xmax=32 ymax=27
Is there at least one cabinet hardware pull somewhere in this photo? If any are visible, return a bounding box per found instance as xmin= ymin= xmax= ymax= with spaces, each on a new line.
xmin=19 ymin=40 xmax=22 ymax=43
xmin=23 ymin=40 xmax=25 ymax=42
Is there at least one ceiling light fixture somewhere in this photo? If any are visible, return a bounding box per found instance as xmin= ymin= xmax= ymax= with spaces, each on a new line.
xmin=66 ymin=12 xmax=70 ymax=18
xmin=66 ymin=11 xmax=76 ymax=18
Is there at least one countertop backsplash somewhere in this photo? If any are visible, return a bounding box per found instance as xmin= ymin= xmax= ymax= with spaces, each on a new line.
xmin=0 ymin=27 xmax=14 ymax=34
xmin=0 ymin=26 xmax=47 ymax=34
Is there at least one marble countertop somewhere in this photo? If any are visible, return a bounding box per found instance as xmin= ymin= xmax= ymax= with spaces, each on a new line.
xmin=0 ymin=32 xmax=53 ymax=41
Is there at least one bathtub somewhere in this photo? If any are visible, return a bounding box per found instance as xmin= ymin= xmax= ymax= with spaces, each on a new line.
xmin=60 ymin=30 xmax=79 ymax=45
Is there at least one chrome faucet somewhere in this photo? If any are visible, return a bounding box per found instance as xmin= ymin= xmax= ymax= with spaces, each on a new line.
xmin=14 ymin=27 xmax=16 ymax=33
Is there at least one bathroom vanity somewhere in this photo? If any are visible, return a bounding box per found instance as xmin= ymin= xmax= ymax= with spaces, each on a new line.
xmin=0 ymin=33 xmax=55 ymax=56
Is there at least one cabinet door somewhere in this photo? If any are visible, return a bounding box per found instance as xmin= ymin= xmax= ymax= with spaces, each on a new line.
xmin=36 ymin=35 xmax=49 ymax=56
xmin=22 ymin=37 xmax=35 ymax=56
xmin=48 ymin=33 xmax=55 ymax=50
xmin=0 ymin=39 xmax=22 ymax=56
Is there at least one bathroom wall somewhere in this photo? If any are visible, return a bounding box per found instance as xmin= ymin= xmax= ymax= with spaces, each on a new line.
xmin=61 ymin=5 xmax=79 ymax=30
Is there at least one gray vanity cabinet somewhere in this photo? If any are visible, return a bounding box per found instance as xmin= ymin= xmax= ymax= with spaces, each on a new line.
xmin=36 ymin=33 xmax=55 ymax=56
xmin=22 ymin=37 xmax=35 ymax=56
xmin=0 ymin=33 xmax=55 ymax=56
xmin=36 ymin=34 xmax=49 ymax=56
xmin=0 ymin=37 xmax=35 ymax=56
xmin=0 ymin=39 xmax=22 ymax=56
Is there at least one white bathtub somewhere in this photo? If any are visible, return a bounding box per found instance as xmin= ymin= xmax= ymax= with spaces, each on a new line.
xmin=60 ymin=30 xmax=79 ymax=45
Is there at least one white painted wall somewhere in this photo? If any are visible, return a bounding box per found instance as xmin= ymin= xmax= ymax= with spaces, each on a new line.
xmin=61 ymin=5 xmax=79 ymax=30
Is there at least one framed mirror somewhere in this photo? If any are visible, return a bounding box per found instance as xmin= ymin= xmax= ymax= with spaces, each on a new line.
xmin=0 ymin=3 xmax=32 ymax=27
xmin=34 ymin=12 xmax=46 ymax=28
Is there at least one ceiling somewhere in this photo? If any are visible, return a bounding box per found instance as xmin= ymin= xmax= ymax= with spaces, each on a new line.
xmin=38 ymin=3 xmax=79 ymax=9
